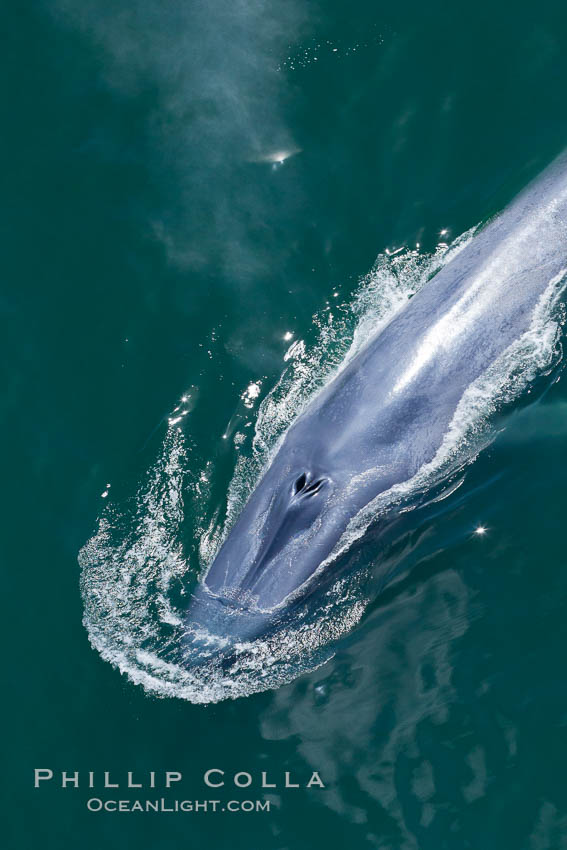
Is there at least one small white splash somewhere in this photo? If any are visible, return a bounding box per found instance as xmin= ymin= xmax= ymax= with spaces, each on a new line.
xmin=242 ymin=381 xmax=262 ymax=409
xmin=284 ymin=339 xmax=306 ymax=362
xmin=250 ymin=147 xmax=302 ymax=165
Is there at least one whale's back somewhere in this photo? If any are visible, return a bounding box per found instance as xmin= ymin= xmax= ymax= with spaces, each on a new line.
xmin=292 ymin=152 xmax=567 ymax=479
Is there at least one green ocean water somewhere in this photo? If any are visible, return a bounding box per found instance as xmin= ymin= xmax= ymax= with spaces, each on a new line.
xmin=5 ymin=0 xmax=567 ymax=847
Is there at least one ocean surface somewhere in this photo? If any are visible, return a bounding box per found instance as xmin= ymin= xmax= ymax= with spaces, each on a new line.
xmin=5 ymin=1 xmax=567 ymax=847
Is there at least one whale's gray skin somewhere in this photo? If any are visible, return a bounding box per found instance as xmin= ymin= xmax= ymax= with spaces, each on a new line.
xmin=186 ymin=153 xmax=567 ymax=649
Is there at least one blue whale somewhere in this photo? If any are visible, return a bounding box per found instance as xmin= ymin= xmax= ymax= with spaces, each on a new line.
xmin=185 ymin=153 xmax=567 ymax=650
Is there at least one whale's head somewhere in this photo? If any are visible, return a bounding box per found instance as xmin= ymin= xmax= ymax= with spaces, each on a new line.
xmin=184 ymin=446 xmax=353 ymax=651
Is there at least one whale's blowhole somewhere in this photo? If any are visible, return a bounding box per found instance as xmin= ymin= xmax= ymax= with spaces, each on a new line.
xmin=294 ymin=473 xmax=326 ymax=498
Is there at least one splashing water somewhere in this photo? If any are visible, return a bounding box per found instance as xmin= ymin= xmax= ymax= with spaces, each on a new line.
xmin=79 ymin=230 xmax=566 ymax=703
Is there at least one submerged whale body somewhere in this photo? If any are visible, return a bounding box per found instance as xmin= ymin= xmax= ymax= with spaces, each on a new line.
xmin=185 ymin=153 xmax=567 ymax=652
